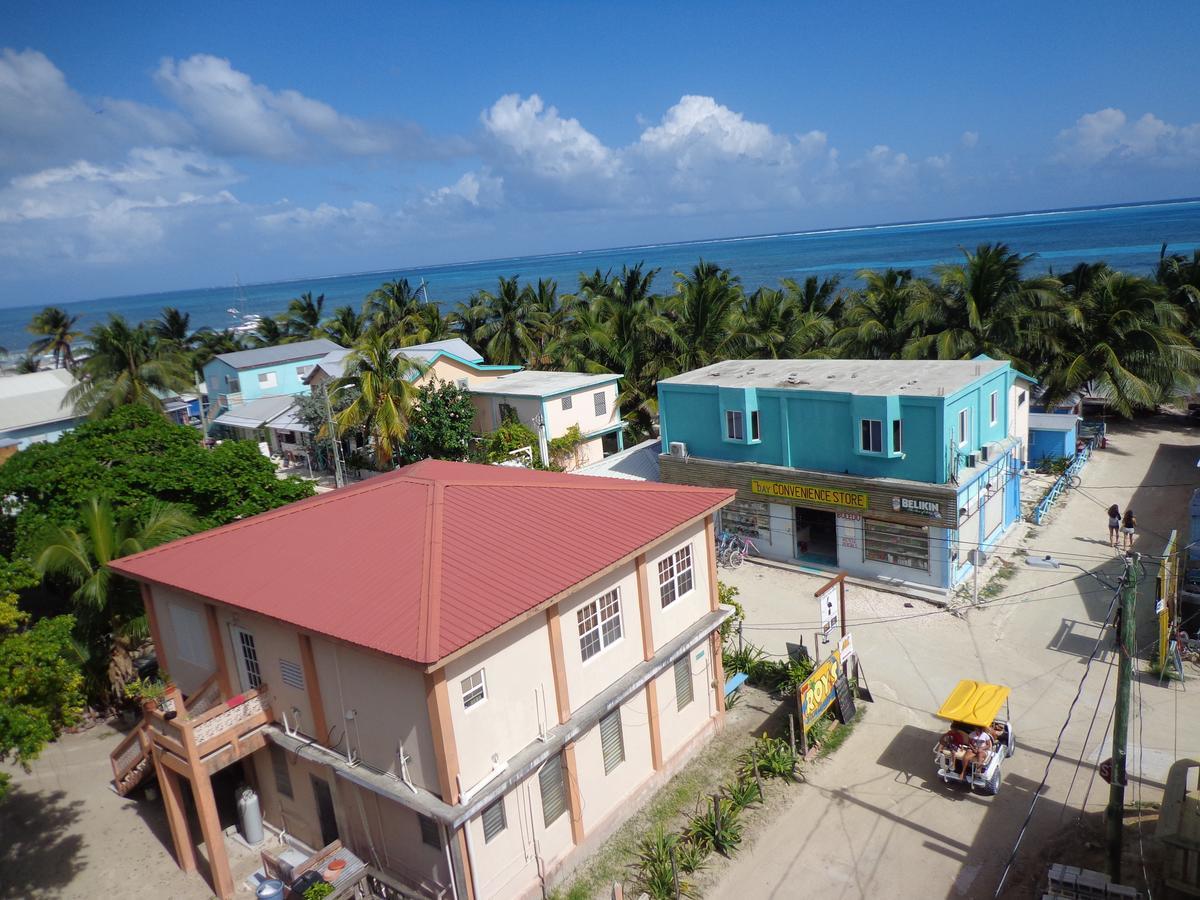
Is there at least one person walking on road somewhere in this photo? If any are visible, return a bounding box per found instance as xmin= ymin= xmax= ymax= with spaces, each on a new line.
xmin=1107 ymin=504 xmax=1121 ymax=548
xmin=1121 ymin=509 xmax=1137 ymax=550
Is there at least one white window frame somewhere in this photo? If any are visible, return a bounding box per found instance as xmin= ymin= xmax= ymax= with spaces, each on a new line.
xmin=231 ymin=625 xmax=262 ymax=691
xmin=657 ymin=544 xmax=695 ymax=609
xmin=860 ymin=418 xmax=883 ymax=453
xmin=958 ymin=408 xmax=970 ymax=447
xmin=593 ymin=391 xmax=606 ymax=416
xmin=577 ymin=588 xmax=623 ymax=662
xmin=296 ymin=364 xmax=314 ymax=378
xmin=725 ymin=410 xmax=744 ymax=441
xmin=258 ymin=371 xmax=278 ymax=389
xmin=460 ymin=669 xmax=487 ymax=710
xmin=892 ymin=419 xmax=903 ymax=453
xmin=989 ymin=391 xmax=998 ymax=426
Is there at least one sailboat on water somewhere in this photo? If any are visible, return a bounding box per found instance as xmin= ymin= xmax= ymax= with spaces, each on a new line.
xmin=226 ymin=275 xmax=262 ymax=335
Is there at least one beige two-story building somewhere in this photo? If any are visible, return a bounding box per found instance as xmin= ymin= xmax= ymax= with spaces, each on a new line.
xmin=110 ymin=460 xmax=733 ymax=899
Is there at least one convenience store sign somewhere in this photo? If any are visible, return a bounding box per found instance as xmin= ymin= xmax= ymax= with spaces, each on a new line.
xmin=750 ymin=479 xmax=869 ymax=509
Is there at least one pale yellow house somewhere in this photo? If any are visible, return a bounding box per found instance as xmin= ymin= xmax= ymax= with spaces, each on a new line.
xmin=110 ymin=460 xmax=734 ymax=900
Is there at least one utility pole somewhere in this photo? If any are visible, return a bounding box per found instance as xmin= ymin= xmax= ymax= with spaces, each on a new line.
xmin=1106 ymin=551 xmax=1139 ymax=883
xmin=321 ymin=383 xmax=345 ymax=488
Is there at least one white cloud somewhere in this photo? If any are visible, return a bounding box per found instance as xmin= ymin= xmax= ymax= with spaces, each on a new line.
xmin=1055 ymin=107 xmax=1200 ymax=167
xmin=155 ymin=54 xmax=403 ymax=160
xmin=480 ymin=94 xmax=617 ymax=181
xmin=637 ymin=95 xmax=783 ymax=160
xmin=257 ymin=201 xmax=382 ymax=230
xmin=426 ymin=170 xmax=504 ymax=209
xmin=961 ymin=130 xmax=979 ymax=148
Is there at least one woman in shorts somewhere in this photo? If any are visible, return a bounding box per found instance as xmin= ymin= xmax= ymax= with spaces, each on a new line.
xmin=1107 ymin=505 xmax=1121 ymax=548
xmin=1121 ymin=509 xmax=1136 ymax=550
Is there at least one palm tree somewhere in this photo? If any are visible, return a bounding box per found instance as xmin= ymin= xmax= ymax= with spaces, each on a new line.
xmin=1157 ymin=246 xmax=1200 ymax=338
xmin=153 ymin=307 xmax=202 ymax=347
xmin=903 ymin=243 xmax=1060 ymax=367
xmin=401 ymin=303 xmax=458 ymax=347
xmin=189 ymin=328 xmax=244 ymax=377
xmin=27 ymin=306 xmax=83 ymax=369
xmin=66 ymin=316 xmax=195 ymax=418
xmin=14 ymin=355 xmax=40 ymax=374
xmin=330 ymin=335 xmax=427 ymax=468
xmin=669 ymin=260 xmax=746 ymax=370
xmin=782 ymin=274 xmax=844 ymax=320
xmin=469 ymin=276 xmax=543 ymax=366
xmin=34 ymin=497 xmax=196 ymax=698
xmin=448 ymin=300 xmax=488 ymax=351
xmin=1041 ymin=271 xmax=1200 ymax=415
xmin=833 ymin=268 xmax=928 ymax=360
xmin=737 ymin=287 xmax=833 ymax=359
xmin=321 ymin=306 xmax=367 ymax=346
xmin=364 ymin=279 xmax=423 ymax=338
xmin=284 ymin=292 xmax=326 ymax=341
xmin=251 ymin=315 xmax=289 ymax=348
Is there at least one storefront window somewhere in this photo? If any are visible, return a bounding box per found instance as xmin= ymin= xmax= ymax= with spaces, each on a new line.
xmin=862 ymin=519 xmax=930 ymax=571
xmin=720 ymin=500 xmax=770 ymax=543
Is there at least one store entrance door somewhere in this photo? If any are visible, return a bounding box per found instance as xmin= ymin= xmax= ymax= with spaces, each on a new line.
xmin=794 ymin=507 xmax=838 ymax=566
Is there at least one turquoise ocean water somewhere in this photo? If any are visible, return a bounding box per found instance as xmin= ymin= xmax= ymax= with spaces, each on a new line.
xmin=2 ymin=198 xmax=1199 ymax=353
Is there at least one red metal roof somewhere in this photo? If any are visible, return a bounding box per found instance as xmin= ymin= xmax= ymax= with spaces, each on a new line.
xmin=111 ymin=460 xmax=733 ymax=665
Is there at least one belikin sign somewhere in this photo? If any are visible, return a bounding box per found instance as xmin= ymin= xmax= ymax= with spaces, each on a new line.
xmin=892 ymin=496 xmax=941 ymax=517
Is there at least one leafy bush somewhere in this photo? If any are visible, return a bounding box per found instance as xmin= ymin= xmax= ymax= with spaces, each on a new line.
xmin=303 ymin=883 xmax=334 ymax=900
xmin=630 ymin=828 xmax=697 ymax=899
xmin=674 ymin=838 xmax=708 ymax=876
xmin=722 ymin=776 xmax=762 ymax=811
xmin=722 ymin=642 xmax=764 ymax=676
xmin=740 ymin=733 xmax=798 ymax=781
xmin=686 ymin=797 xmax=742 ymax=857
xmin=717 ymin=581 xmax=744 ymax=639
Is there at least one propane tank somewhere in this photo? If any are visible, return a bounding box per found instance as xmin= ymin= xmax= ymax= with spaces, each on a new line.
xmin=237 ymin=786 xmax=264 ymax=845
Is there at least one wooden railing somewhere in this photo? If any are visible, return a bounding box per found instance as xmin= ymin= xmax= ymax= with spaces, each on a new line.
xmin=330 ymin=865 xmax=441 ymax=900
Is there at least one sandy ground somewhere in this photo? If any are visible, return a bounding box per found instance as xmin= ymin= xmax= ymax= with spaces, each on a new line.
xmin=709 ymin=413 xmax=1200 ymax=899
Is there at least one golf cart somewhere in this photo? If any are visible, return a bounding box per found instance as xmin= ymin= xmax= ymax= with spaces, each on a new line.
xmin=933 ymin=679 xmax=1015 ymax=796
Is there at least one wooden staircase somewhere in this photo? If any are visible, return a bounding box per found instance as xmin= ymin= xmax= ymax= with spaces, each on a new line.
xmin=110 ymin=675 xmax=223 ymax=795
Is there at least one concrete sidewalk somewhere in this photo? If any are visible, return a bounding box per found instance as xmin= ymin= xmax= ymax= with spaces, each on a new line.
xmin=709 ymin=413 xmax=1200 ymax=899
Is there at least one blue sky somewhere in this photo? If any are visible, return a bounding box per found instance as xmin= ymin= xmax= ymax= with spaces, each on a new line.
xmin=1 ymin=0 xmax=1198 ymax=304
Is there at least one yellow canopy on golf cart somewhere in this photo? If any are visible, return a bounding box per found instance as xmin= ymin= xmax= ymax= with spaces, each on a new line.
xmin=936 ymin=680 xmax=1010 ymax=728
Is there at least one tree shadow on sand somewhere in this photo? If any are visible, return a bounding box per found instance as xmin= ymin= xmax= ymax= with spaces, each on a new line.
xmin=0 ymin=786 xmax=85 ymax=897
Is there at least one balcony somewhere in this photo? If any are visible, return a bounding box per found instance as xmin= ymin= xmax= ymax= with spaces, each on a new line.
xmin=110 ymin=677 xmax=272 ymax=795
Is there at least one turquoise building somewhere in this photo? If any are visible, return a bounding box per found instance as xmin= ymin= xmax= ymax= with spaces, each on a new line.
xmin=656 ymin=358 xmax=1032 ymax=591
xmin=203 ymin=338 xmax=344 ymax=422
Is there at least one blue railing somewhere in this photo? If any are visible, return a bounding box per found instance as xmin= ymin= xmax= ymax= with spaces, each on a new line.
xmin=1032 ymin=440 xmax=1093 ymax=524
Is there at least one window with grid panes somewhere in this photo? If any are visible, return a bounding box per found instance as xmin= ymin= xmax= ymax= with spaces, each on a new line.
xmin=562 ymin=395 xmax=573 ymax=410
xmin=461 ymin=669 xmax=486 ymax=709
xmin=674 ymin=656 xmax=693 ymax=710
xmin=593 ymin=391 xmax=606 ymax=415
xmin=538 ymin=754 xmax=566 ymax=826
xmin=482 ymin=798 xmax=506 ymax=842
xmin=418 ymin=813 xmax=441 ymax=849
xmin=600 ymin=709 xmax=625 ymax=773
xmin=657 ymin=544 xmax=694 ymax=608
xmin=577 ymin=589 xmax=622 ymax=661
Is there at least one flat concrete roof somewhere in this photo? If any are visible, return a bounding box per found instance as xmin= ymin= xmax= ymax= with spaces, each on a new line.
xmin=468 ymin=370 xmax=620 ymax=397
xmin=660 ymin=358 xmax=1009 ymax=397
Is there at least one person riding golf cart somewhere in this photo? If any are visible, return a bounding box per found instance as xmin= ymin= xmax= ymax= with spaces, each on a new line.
xmin=933 ymin=679 xmax=1015 ymax=796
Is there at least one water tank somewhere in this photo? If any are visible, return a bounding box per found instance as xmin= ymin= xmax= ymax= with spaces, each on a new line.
xmin=237 ymin=786 xmax=264 ymax=845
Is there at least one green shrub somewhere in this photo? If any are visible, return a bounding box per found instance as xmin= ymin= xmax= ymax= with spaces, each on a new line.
xmin=303 ymin=882 xmax=334 ymax=900
xmin=722 ymin=642 xmax=765 ymax=676
xmin=686 ymin=797 xmax=742 ymax=857
xmin=675 ymin=838 xmax=708 ymax=875
xmin=630 ymin=827 xmax=697 ymax=899
xmin=740 ymin=733 xmax=797 ymax=781
xmin=717 ymin=582 xmax=744 ymax=639
xmin=722 ymin=775 xmax=762 ymax=811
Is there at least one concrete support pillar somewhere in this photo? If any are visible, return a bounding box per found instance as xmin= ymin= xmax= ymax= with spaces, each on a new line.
xmin=191 ymin=767 xmax=234 ymax=900
xmin=645 ymin=680 xmax=663 ymax=771
xmin=635 ymin=553 xmax=655 ymax=661
xmin=562 ymin=741 xmax=585 ymax=845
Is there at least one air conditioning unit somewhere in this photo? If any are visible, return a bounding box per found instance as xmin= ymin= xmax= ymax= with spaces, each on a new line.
xmin=965 ymin=453 xmax=978 ymax=468
xmin=980 ymin=443 xmax=992 ymax=462
xmin=669 ymin=442 xmax=689 ymax=459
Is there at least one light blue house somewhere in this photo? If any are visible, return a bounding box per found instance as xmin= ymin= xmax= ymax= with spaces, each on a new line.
xmin=0 ymin=369 xmax=85 ymax=450
xmin=203 ymin=339 xmax=343 ymax=422
xmin=656 ymin=358 xmax=1029 ymax=591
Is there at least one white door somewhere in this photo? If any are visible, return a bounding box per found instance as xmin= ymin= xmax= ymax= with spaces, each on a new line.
xmin=230 ymin=625 xmax=263 ymax=691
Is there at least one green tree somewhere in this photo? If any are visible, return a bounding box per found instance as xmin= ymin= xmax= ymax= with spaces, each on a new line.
xmin=669 ymin=260 xmax=746 ymax=370
xmin=34 ymin=498 xmax=196 ymax=699
xmin=284 ymin=292 xmax=326 ymax=341
xmin=153 ymin=307 xmax=204 ymax=347
xmin=363 ymin=279 xmax=423 ymax=338
xmin=331 ymin=336 xmax=426 ymax=467
xmin=0 ymin=405 xmax=313 ymax=558
xmin=251 ymin=315 xmax=288 ymax=347
xmin=833 ymin=268 xmax=928 ymax=360
xmin=736 ymin=287 xmax=832 ymax=359
xmin=0 ymin=557 xmax=84 ymax=800
xmin=27 ymin=306 xmax=82 ymax=370
xmin=484 ymin=416 xmax=541 ymax=466
xmin=1157 ymin=246 xmax=1200 ymax=339
xmin=66 ymin=316 xmax=195 ymax=418
xmin=321 ymin=306 xmax=366 ymax=346
xmin=399 ymin=380 xmax=477 ymax=463
xmin=468 ymin=276 xmax=543 ymax=366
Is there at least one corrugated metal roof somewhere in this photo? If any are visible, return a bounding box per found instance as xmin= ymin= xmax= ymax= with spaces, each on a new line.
xmin=110 ymin=460 xmax=733 ymax=665
xmin=574 ymin=440 xmax=662 ymax=482
xmin=216 ymin=339 xmax=343 ymax=371
xmin=0 ymin=369 xmax=79 ymax=432
xmin=211 ymin=394 xmax=296 ymax=429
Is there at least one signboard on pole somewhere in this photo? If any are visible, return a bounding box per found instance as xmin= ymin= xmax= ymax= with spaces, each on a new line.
xmin=837 ymin=632 xmax=854 ymax=663
xmin=818 ymin=585 xmax=838 ymax=639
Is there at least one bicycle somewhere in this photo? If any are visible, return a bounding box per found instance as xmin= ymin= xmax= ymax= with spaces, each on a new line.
xmin=716 ymin=531 xmax=739 ymax=567
xmin=724 ymin=533 xmax=761 ymax=569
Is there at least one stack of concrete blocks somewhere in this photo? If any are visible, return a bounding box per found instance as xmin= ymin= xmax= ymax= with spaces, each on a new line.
xmin=1045 ymin=864 xmax=1141 ymax=899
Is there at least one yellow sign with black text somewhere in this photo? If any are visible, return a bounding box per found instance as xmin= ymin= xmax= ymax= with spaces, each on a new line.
xmin=799 ymin=649 xmax=841 ymax=733
xmin=751 ymin=479 xmax=869 ymax=510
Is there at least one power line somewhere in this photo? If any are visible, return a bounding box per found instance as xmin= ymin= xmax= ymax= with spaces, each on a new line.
xmin=992 ymin=569 xmax=1126 ymax=897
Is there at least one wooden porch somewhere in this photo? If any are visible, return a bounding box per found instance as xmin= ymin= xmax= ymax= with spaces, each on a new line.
xmin=109 ymin=676 xmax=273 ymax=900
